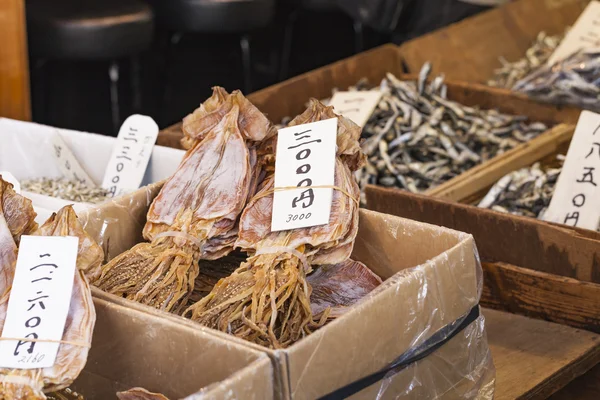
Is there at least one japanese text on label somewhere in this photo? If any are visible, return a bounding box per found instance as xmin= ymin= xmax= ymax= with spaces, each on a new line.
xmin=0 ymin=236 xmax=79 ymax=369
xmin=328 ymin=91 xmax=383 ymax=128
xmin=51 ymin=132 xmax=96 ymax=187
xmin=548 ymin=1 xmax=600 ymax=64
xmin=271 ymin=118 xmax=337 ymax=231
xmin=543 ymin=111 xmax=600 ymax=230
xmin=101 ymin=115 xmax=159 ymax=198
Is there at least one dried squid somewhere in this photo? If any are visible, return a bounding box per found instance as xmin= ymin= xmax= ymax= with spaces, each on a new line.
xmin=117 ymin=387 xmax=169 ymax=400
xmin=186 ymin=99 xmax=365 ymax=348
xmin=94 ymin=88 xmax=275 ymax=313
xmin=0 ymin=179 xmax=100 ymax=399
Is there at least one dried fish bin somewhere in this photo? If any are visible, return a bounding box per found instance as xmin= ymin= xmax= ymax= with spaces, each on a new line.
xmin=22 ymin=178 xmax=111 ymax=204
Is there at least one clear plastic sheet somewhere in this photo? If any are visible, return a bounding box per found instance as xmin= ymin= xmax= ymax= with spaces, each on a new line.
xmin=513 ymin=48 xmax=600 ymax=112
xmin=66 ymin=298 xmax=273 ymax=400
xmin=78 ymin=185 xmax=495 ymax=400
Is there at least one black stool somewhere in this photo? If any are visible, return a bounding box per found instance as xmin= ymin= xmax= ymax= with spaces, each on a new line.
xmin=27 ymin=0 xmax=154 ymax=133
xmin=146 ymin=0 xmax=275 ymax=122
xmin=279 ymin=0 xmax=364 ymax=81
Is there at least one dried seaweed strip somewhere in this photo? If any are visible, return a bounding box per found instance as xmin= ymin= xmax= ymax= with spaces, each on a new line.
xmin=307 ymin=259 xmax=381 ymax=319
xmin=0 ymin=205 xmax=98 ymax=399
xmin=186 ymin=100 xmax=365 ymax=348
xmin=95 ymin=89 xmax=275 ymax=313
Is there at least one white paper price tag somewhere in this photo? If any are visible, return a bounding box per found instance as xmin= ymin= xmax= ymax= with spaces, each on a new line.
xmin=548 ymin=1 xmax=600 ymax=65
xmin=543 ymin=111 xmax=600 ymax=229
xmin=328 ymin=91 xmax=382 ymax=127
xmin=51 ymin=132 xmax=97 ymax=187
xmin=0 ymin=171 xmax=20 ymax=193
xmin=271 ymin=118 xmax=337 ymax=232
xmin=101 ymin=115 xmax=159 ymax=198
xmin=0 ymin=236 xmax=79 ymax=369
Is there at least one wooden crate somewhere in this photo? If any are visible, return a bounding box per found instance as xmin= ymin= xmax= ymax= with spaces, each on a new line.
xmin=157 ymin=44 xmax=580 ymax=203
xmin=366 ymin=185 xmax=600 ymax=331
xmin=399 ymin=0 xmax=590 ymax=83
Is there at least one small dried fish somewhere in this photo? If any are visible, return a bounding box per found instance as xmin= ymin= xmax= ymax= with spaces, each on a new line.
xmin=478 ymin=156 xmax=564 ymax=219
xmin=22 ymin=178 xmax=110 ymax=204
xmin=488 ymin=31 xmax=565 ymax=88
xmin=513 ymin=48 xmax=600 ymax=111
xmin=351 ymin=65 xmax=548 ymax=203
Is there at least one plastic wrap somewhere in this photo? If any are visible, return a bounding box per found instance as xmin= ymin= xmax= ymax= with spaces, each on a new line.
xmin=66 ymin=297 xmax=273 ymax=400
xmin=513 ymin=48 xmax=600 ymax=111
xmin=0 ymin=118 xmax=184 ymax=224
xmin=79 ymin=184 xmax=495 ymax=400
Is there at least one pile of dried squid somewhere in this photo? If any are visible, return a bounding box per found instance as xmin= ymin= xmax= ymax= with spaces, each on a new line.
xmin=0 ymin=176 xmax=103 ymax=400
xmin=94 ymin=89 xmax=382 ymax=349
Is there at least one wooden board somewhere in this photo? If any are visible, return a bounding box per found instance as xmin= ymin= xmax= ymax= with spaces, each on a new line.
xmin=0 ymin=0 xmax=31 ymax=120
xmin=482 ymin=262 xmax=600 ymax=333
xmin=484 ymin=308 xmax=600 ymax=399
xmin=550 ymin=362 xmax=600 ymax=399
xmin=399 ymin=0 xmax=590 ymax=83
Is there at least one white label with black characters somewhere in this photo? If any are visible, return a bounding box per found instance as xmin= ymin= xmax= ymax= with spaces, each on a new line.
xmin=0 ymin=236 xmax=79 ymax=369
xmin=101 ymin=115 xmax=159 ymax=198
xmin=548 ymin=1 xmax=600 ymax=65
xmin=328 ymin=90 xmax=383 ymax=127
xmin=51 ymin=132 xmax=96 ymax=187
xmin=271 ymin=118 xmax=337 ymax=232
xmin=543 ymin=110 xmax=600 ymax=230
xmin=0 ymin=171 xmax=21 ymax=193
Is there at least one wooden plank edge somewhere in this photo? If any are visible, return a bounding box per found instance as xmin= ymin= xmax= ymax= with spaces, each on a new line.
xmin=482 ymin=262 xmax=600 ymax=333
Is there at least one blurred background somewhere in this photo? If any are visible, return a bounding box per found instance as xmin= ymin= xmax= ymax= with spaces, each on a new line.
xmin=1 ymin=0 xmax=509 ymax=136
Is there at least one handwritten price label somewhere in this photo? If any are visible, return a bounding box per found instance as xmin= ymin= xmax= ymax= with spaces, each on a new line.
xmin=0 ymin=236 xmax=78 ymax=369
xmin=51 ymin=132 xmax=96 ymax=187
xmin=328 ymin=91 xmax=382 ymax=127
xmin=101 ymin=115 xmax=159 ymax=198
xmin=548 ymin=1 xmax=600 ymax=64
xmin=543 ymin=111 xmax=600 ymax=230
xmin=271 ymin=118 xmax=337 ymax=232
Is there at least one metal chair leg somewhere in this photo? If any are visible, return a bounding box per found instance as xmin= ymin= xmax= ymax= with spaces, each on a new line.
xmin=353 ymin=21 xmax=364 ymax=53
xmin=279 ymin=10 xmax=299 ymax=81
xmin=158 ymin=31 xmax=181 ymax=126
xmin=240 ymin=34 xmax=252 ymax=94
xmin=130 ymin=55 xmax=142 ymax=113
xmin=109 ymin=60 xmax=121 ymax=134
xmin=31 ymin=59 xmax=48 ymax=123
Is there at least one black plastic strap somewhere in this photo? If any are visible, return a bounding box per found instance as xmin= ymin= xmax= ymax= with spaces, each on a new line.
xmin=318 ymin=305 xmax=481 ymax=400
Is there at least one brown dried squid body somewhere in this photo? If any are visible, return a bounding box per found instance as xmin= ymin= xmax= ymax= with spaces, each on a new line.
xmin=94 ymin=88 xmax=275 ymax=314
xmin=186 ymin=99 xmax=365 ymax=349
xmin=0 ymin=176 xmax=100 ymax=399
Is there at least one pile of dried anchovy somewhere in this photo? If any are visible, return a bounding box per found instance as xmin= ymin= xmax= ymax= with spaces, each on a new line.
xmin=513 ymin=48 xmax=600 ymax=111
xmin=48 ymin=388 xmax=85 ymax=400
xmin=354 ymin=64 xmax=548 ymax=201
xmin=488 ymin=31 xmax=564 ymax=88
xmin=21 ymin=177 xmax=110 ymax=204
xmin=477 ymin=156 xmax=564 ymax=218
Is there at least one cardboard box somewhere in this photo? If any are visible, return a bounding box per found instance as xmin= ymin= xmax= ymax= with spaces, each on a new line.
xmin=79 ymin=183 xmax=495 ymax=399
xmin=365 ymin=185 xmax=600 ymax=333
xmin=73 ymin=297 xmax=273 ymax=400
xmin=399 ymin=0 xmax=590 ymax=83
xmin=0 ymin=118 xmax=185 ymax=224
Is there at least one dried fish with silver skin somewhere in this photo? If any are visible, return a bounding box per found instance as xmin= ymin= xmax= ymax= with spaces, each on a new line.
xmin=514 ymin=48 xmax=600 ymax=111
xmin=21 ymin=179 xmax=110 ymax=205
xmin=478 ymin=156 xmax=569 ymax=222
xmin=186 ymin=100 xmax=365 ymax=349
xmin=488 ymin=31 xmax=565 ymax=88
xmin=353 ymin=66 xmax=548 ymax=202
xmin=95 ymin=88 xmax=275 ymax=314
xmin=0 ymin=199 xmax=99 ymax=399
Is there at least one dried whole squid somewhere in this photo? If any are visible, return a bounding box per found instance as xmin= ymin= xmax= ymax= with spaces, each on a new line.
xmin=94 ymin=88 xmax=275 ymax=313
xmin=307 ymin=259 xmax=382 ymax=319
xmin=0 ymin=181 xmax=99 ymax=399
xmin=186 ymin=99 xmax=365 ymax=348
